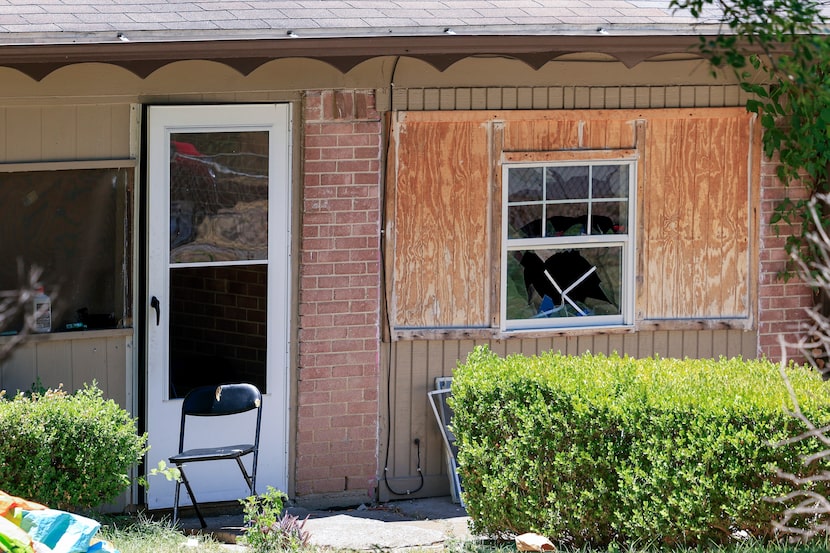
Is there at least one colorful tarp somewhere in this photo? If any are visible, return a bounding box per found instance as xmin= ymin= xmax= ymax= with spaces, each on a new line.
xmin=0 ymin=492 xmax=117 ymax=553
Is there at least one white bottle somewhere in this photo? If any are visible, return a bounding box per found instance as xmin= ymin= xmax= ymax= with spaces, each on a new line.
xmin=33 ymin=287 xmax=51 ymax=333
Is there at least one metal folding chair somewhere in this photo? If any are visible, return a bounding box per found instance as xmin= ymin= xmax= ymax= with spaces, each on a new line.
xmin=169 ymin=383 xmax=263 ymax=528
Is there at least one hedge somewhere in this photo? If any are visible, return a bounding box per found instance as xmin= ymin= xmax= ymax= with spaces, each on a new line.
xmin=0 ymin=385 xmax=147 ymax=511
xmin=450 ymin=345 xmax=830 ymax=546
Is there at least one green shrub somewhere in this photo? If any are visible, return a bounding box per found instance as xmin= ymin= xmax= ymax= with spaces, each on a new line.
xmin=450 ymin=346 xmax=830 ymax=546
xmin=0 ymin=384 xmax=148 ymax=511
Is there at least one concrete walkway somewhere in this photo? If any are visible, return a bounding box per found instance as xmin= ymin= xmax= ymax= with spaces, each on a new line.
xmin=179 ymin=496 xmax=473 ymax=550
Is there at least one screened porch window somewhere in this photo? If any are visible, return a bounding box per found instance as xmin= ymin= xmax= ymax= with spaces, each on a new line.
xmin=502 ymin=159 xmax=635 ymax=330
xmin=0 ymin=165 xmax=133 ymax=334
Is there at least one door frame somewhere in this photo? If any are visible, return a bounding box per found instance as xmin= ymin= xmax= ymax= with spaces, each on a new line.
xmin=143 ymin=103 xmax=293 ymax=509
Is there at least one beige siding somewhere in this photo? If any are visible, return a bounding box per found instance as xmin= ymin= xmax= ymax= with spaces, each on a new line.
xmin=391 ymin=85 xmax=749 ymax=111
xmin=0 ymin=330 xmax=133 ymax=409
xmin=379 ymin=328 xmax=757 ymax=500
xmin=0 ymin=104 xmax=132 ymax=163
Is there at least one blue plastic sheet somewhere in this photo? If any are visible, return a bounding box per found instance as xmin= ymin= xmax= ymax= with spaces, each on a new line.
xmin=20 ymin=510 xmax=100 ymax=553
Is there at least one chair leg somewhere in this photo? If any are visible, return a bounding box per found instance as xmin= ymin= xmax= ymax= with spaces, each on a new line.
xmin=177 ymin=466 xmax=207 ymax=529
xmin=173 ymin=478 xmax=181 ymax=526
xmin=235 ymin=457 xmax=257 ymax=497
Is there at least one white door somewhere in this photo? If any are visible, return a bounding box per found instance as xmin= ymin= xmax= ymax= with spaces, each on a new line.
xmin=145 ymin=104 xmax=291 ymax=509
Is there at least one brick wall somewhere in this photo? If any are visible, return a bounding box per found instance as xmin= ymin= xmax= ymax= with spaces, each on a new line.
xmin=757 ymin=157 xmax=814 ymax=362
xmin=295 ymin=90 xmax=382 ymax=501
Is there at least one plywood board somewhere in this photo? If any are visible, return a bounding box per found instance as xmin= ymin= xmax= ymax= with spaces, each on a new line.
xmin=641 ymin=112 xmax=751 ymax=320
xmin=392 ymin=119 xmax=490 ymax=328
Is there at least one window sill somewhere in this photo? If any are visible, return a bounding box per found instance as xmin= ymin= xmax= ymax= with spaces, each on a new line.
xmin=390 ymin=318 xmax=754 ymax=341
xmin=0 ymin=327 xmax=133 ymax=344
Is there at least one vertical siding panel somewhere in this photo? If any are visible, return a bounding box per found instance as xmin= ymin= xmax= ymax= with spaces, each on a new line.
xmin=470 ymin=88 xmax=488 ymax=109
xmin=697 ymin=329 xmax=714 ymax=358
xmin=619 ymin=87 xmax=636 ymax=108
xmin=653 ymin=330 xmax=669 ymax=357
xmin=71 ymin=337 xmax=108 ymax=391
xmin=742 ymin=330 xmax=758 ymax=359
xmin=114 ymin=103 xmax=135 ymax=158
xmin=423 ymin=89 xmax=440 ymax=110
xmin=441 ymin=340 xmax=460 ymax=376
xmin=408 ymin=89 xmax=425 ymax=111
xmin=7 ymin=107 xmax=42 ymax=161
xmin=638 ymin=332 xmax=654 ymax=357
xmin=726 ymin=330 xmax=743 ymax=358
xmin=589 ymin=87 xmax=605 ymax=108
xmin=392 ymin=88 xmax=409 ymax=111
xmin=635 ymin=87 xmax=650 ymax=108
xmin=712 ymin=330 xmax=730 ymax=357
xmin=562 ymin=87 xmax=575 ymax=109
xmin=422 ymin=341 xmax=445 ymax=476
xmin=551 ymin=336 xmax=568 ymax=354
xmin=649 ymin=87 xmax=665 ymax=108
xmin=505 ymin=339 xmax=523 ymax=355
xmin=392 ymin=341 xmax=413 ymax=478
xmin=486 ymin=88 xmax=502 ymax=109
xmin=665 ymin=87 xmax=681 ymax=107
xmin=488 ymin=339 xmax=507 ymax=357
xmin=574 ymin=87 xmax=590 ymax=108
xmin=548 ymin=87 xmax=564 ymax=109
xmin=517 ymin=88 xmax=534 ymax=109
xmin=532 ymin=88 xmax=548 ymax=109
xmin=455 ymin=89 xmax=472 ymax=110
xmin=622 ymin=333 xmax=639 ymax=356
xmin=1 ymin=342 xmax=36 ymax=394
xmin=592 ymin=334 xmax=609 ymax=355
xmin=667 ymin=332 xmax=684 ymax=358
xmin=681 ymin=330 xmax=698 ymax=358
xmin=77 ymin=105 xmax=113 ymax=159
xmin=458 ymin=339 xmax=477 ymax=362
xmin=723 ymin=86 xmax=742 ymax=105
xmin=106 ymin=336 xmax=127 ymax=406
xmin=710 ymin=86 xmax=725 ymax=107
xmin=502 ymin=88 xmax=518 ymax=109
xmin=605 ymin=87 xmax=621 ymax=109
xmin=577 ymin=335 xmax=595 ymax=355
xmin=41 ymin=106 xmax=77 ymax=160
xmin=536 ymin=337 xmax=554 ymax=354
xmin=439 ymin=89 xmax=456 ymax=110
xmin=695 ymin=86 xmax=711 ymax=107
xmin=608 ymin=334 xmax=625 ymax=356
xmin=680 ymin=87 xmax=696 ymax=107
xmin=36 ymin=341 xmax=72 ymax=391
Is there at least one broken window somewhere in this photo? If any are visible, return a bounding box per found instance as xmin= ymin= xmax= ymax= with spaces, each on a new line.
xmin=502 ymin=159 xmax=634 ymax=330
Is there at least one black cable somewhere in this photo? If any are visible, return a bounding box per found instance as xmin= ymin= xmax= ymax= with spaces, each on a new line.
xmin=379 ymin=57 xmax=424 ymax=496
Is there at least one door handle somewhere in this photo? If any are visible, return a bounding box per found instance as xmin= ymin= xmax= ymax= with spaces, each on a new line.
xmin=150 ymin=296 xmax=160 ymax=326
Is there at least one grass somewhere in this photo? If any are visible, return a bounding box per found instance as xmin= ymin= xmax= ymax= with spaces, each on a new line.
xmin=97 ymin=513 xmax=230 ymax=553
xmin=95 ymin=517 xmax=830 ymax=553
xmin=93 ymin=512 xmax=830 ymax=553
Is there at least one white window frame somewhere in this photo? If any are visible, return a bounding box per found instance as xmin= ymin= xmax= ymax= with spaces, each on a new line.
xmin=500 ymin=155 xmax=637 ymax=332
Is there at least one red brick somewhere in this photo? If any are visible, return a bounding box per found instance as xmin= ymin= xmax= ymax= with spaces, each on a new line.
xmin=306 ymin=134 xmax=338 ymax=148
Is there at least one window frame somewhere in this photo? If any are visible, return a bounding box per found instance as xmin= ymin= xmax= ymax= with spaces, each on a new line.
xmin=500 ymin=152 xmax=637 ymax=332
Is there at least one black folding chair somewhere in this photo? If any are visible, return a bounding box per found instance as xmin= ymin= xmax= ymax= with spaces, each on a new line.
xmin=169 ymin=383 xmax=263 ymax=527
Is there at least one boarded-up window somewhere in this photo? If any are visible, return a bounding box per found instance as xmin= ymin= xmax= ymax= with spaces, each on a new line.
xmin=389 ymin=119 xmax=491 ymax=329
xmin=640 ymin=113 xmax=754 ymax=320
xmin=387 ymin=109 xmax=757 ymax=336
